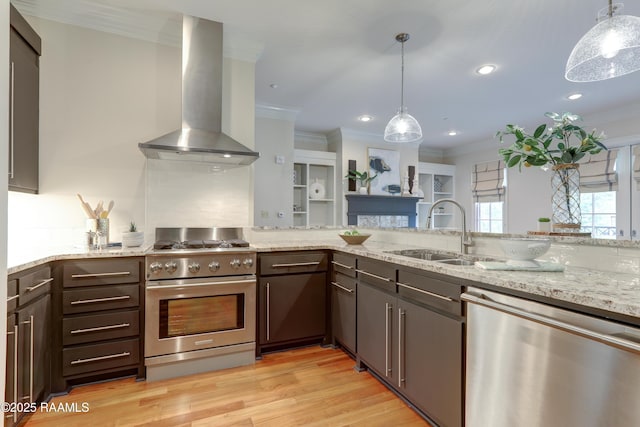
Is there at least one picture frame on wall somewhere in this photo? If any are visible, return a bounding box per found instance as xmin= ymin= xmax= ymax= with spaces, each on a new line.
xmin=368 ymin=148 xmax=401 ymax=195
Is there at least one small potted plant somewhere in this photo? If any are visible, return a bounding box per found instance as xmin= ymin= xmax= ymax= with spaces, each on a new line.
xmin=537 ymin=217 xmax=551 ymax=233
xmin=122 ymin=221 xmax=144 ymax=247
xmin=345 ymin=170 xmax=378 ymax=194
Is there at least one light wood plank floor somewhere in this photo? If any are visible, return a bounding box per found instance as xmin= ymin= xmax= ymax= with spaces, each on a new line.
xmin=25 ymin=346 xmax=430 ymax=426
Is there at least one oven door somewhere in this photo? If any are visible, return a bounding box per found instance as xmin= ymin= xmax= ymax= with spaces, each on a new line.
xmin=145 ymin=275 xmax=256 ymax=359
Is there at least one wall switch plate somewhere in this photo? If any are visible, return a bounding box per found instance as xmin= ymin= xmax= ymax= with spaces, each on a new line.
xmin=275 ymin=155 xmax=285 ymax=164
xmin=277 ymin=211 xmax=284 ymax=218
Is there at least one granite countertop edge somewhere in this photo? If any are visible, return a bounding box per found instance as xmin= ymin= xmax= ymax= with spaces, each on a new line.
xmin=8 ymin=240 xmax=640 ymax=319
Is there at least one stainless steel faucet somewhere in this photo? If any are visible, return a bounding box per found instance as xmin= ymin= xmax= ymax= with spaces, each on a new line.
xmin=426 ymin=198 xmax=473 ymax=254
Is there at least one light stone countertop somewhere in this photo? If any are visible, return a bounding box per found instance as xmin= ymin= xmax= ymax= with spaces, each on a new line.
xmin=8 ymin=239 xmax=640 ymax=321
xmin=253 ymin=240 xmax=640 ymax=320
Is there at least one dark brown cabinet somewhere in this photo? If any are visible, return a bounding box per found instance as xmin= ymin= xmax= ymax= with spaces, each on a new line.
xmin=257 ymin=251 xmax=329 ymax=355
xmin=9 ymin=5 xmax=41 ymax=194
xmin=330 ymin=252 xmax=357 ymax=354
xmin=57 ymin=258 xmax=144 ymax=388
xmin=5 ymin=266 xmax=52 ymax=427
xmin=355 ymin=257 xmax=464 ymax=427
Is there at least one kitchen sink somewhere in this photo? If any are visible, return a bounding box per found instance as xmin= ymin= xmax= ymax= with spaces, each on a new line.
xmin=385 ymin=249 xmax=460 ymax=261
xmin=385 ymin=248 xmax=491 ymax=267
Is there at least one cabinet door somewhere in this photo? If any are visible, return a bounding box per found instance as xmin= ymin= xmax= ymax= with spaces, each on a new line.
xmin=259 ymin=273 xmax=326 ymax=345
xmin=17 ymin=294 xmax=50 ymax=407
xmin=398 ymin=298 xmax=462 ymax=427
xmin=330 ymin=273 xmax=356 ymax=353
xmin=357 ymin=282 xmax=397 ymax=384
xmin=9 ymin=28 xmax=39 ymax=194
xmin=5 ymin=315 xmax=17 ymax=426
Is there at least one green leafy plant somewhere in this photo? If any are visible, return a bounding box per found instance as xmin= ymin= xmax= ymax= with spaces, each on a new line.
xmin=497 ymin=112 xmax=607 ymax=170
xmin=129 ymin=221 xmax=137 ymax=232
xmin=538 ymin=217 xmax=550 ymax=223
xmin=345 ymin=170 xmax=377 ymax=187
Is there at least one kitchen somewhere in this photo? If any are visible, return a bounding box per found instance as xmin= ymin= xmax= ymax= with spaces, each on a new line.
xmin=2 ymin=0 xmax=640 ymax=426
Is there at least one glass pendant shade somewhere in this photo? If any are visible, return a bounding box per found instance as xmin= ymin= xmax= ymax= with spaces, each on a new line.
xmin=384 ymin=33 xmax=422 ymax=143
xmin=566 ymin=14 xmax=640 ymax=82
xmin=384 ymin=107 xmax=423 ymax=143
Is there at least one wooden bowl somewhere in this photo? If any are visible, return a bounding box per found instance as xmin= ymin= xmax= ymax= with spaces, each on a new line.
xmin=339 ymin=233 xmax=371 ymax=245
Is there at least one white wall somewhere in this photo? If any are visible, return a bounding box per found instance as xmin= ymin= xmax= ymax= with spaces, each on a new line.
xmin=8 ymin=16 xmax=256 ymax=248
xmin=1 ymin=0 xmax=10 ymax=403
xmin=253 ymin=114 xmax=295 ymax=227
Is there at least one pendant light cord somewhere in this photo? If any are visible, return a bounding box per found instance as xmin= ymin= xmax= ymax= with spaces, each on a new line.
xmin=400 ymin=38 xmax=405 ymax=109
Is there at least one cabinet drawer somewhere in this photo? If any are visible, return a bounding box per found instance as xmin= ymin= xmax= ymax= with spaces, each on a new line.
xmin=7 ymin=279 xmax=18 ymax=312
xmin=63 ymin=259 xmax=140 ymax=288
xmin=63 ymin=285 xmax=139 ymax=315
xmin=63 ymin=310 xmax=140 ymax=346
xmin=356 ymin=258 xmax=396 ymax=292
xmin=62 ymin=338 xmax=140 ymax=377
xmin=18 ymin=266 xmax=52 ymax=306
xmin=397 ymin=268 xmax=463 ymax=316
xmin=260 ymin=251 xmax=328 ymax=275
xmin=330 ymin=272 xmax=357 ymax=294
xmin=331 ymin=253 xmax=357 ymax=278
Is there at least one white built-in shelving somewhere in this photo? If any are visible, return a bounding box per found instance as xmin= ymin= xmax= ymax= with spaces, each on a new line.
xmin=293 ymin=149 xmax=336 ymax=226
xmin=415 ymin=162 xmax=456 ymax=230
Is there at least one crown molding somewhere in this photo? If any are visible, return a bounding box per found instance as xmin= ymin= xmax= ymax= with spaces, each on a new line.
xmin=294 ymin=131 xmax=328 ymax=146
xmin=12 ymin=0 xmax=263 ymax=62
xmin=255 ymin=104 xmax=300 ymax=121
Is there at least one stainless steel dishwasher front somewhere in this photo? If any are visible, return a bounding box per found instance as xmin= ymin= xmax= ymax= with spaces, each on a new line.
xmin=462 ymin=286 xmax=640 ymax=427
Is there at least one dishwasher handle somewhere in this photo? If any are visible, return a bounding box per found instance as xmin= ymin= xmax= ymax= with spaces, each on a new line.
xmin=462 ymin=292 xmax=640 ymax=355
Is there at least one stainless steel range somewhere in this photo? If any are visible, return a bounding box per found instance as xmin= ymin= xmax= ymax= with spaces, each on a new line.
xmin=144 ymin=227 xmax=256 ymax=381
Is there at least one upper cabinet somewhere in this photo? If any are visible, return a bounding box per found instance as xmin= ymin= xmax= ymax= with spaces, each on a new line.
xmin=293 ymin=149 xmax=336 ymax=226
xmin=9 ymin=5 xmax=42 ymax=194
xmin=415 ymin=162 xmax=456 ymax=230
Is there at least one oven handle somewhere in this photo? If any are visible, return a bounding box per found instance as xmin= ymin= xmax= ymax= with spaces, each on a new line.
xmin=146 ymin=278 xmax=256 ymax=290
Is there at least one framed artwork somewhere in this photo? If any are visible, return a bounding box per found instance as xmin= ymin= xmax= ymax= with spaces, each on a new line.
xmin=368 ymin=148 xmax=400 ymax=195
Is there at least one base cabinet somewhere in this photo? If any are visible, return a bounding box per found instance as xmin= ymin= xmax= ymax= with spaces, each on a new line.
xmin=257 ymin=251 xmax=329 ymax=355
xmin=355 ymin=257 xmax=464 ymax=427
xmin=330 ymin=253 xmax=357 ymax=354
xmin=5 ymin=266 xmax=52 ymax=427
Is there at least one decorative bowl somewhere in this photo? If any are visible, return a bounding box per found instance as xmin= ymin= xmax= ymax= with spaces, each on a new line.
xmin=339 ymin=233 xmax=371 ymax=245
xmin=500 ymin=238 xmax=551 ymax=267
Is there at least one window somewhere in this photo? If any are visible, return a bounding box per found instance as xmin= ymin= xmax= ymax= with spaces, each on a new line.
xmin=580 ymin=191 xmax=616 ymax=239
xmin=472 ymin=160 xmax=505 ymax=232
xmin=475 ymin=201 xmax=503 ymax=233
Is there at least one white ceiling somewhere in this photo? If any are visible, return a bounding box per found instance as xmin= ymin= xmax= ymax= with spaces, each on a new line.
xmin=12 ymin=0 xmax=640 ymax=151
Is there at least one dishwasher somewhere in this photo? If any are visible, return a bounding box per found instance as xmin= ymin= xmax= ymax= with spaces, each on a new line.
xmin=462 ymin=287 xmax=640 ymax=427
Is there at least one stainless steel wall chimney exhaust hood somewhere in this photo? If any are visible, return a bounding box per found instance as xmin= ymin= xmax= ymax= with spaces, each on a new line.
xmin=139 ymin=16 xmax=259 ymax=166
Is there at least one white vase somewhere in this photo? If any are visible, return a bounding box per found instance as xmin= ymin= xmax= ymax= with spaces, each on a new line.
xmin=122 ymin=231 xmax=145 ymax=247
xmin=359 ymin=186 xmax=368 ymax=195
xmin=537 ymin=222 xmax=551 ymax=232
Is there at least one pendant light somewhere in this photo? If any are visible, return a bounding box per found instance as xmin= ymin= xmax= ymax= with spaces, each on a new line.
xmin=565 ymin=1 xmax=640 ymax=82
xmin=384 ymin=33 xmax=422 ymax=143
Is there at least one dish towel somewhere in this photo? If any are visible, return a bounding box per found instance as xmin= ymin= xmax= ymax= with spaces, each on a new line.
xmin=475 ymin=261 xmax=565 ymax=272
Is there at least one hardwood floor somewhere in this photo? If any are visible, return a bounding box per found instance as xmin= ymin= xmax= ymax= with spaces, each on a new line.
xmin=25 ymin=346 xmax=429 ymax=426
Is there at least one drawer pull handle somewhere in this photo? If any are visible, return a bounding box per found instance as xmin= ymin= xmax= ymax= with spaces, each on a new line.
xmin=70 ymin=295 xmax=131 ymax=305
xmin=397 ymin=282 xmax=454 ymax=302
xmin=330 ymin=281 xmax=354 ymax=293
xmin=71 ymin=271 xmax=131 ymax=279
xmin=356 ymin=269 xmax=393 ymax=283
xmin=271 ymin=261 xmax=321 ymax=268
xmin=6 ymin=295 xmax=19 ymax=303
xmin=70 ymin=323 xmax=131 ymax=334
xmin=70 ymin=351 xmax=131 ymax=365
xmin=26 ymin=277 xmax=53 ymax=292
xmin=331 ymin=261 xmax=354 ymax=270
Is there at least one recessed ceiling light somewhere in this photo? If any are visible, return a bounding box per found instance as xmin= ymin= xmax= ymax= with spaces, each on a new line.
xmin=448 ymin=130 xmax=457 ymax=136
xmin=567 ymin=93 xmax=583 ymax=100
xmin=476 ymin=64 xmax=496 ymax=75
xmin=358 ymin=115 xmax=373 ymax=122
xmin=223 ymin=154 xmax=232 ymax=158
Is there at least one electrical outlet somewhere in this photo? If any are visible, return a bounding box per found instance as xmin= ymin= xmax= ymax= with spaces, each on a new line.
xmin=277 ymin=211 xmax=284 ymax=218
xmin=260 ymin=210 xmax=269 ymax=218
xmin=275 ymin=155 xmax=285 ymax=164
